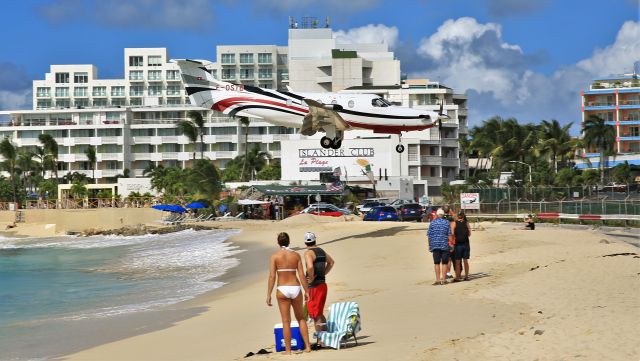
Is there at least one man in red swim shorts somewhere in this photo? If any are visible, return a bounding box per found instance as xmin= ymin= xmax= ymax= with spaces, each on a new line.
xmin=303 ymin=232 xmax=335 ymax=337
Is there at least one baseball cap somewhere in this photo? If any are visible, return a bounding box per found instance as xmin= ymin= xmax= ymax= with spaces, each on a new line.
xmin=304 ymin=232 xmax=316 ymax=244
xmin=436 ymin=209 xmax=445 ymax=216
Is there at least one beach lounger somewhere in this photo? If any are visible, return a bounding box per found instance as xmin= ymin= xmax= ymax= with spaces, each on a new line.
xmin=316 ymin=301 xmax=361 ymax=350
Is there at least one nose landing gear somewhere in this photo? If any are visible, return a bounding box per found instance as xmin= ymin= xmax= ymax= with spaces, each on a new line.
xmin=395 ymin=133 xmax=405 ymax=153
xmin=320 ymin=131 xmax=343 ymax=150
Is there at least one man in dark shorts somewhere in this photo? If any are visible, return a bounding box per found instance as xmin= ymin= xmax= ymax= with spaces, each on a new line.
xmin=304 ymin=232 xmax=335 ymax=337
xmin=427 ymin=209 xmax=451 ymax=285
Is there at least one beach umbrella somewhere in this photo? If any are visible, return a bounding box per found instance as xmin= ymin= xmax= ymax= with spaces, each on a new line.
xmin=186 ymin=201 xmax=207 ymax=209
xmin=167 ymin=205 xmax=186 ymax=213
xmin=152 ymin=204 xmax=172 ymax=211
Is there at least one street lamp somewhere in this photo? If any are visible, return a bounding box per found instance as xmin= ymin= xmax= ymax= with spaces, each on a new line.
xmin=509 ymin=160 xmax=532 ymax=184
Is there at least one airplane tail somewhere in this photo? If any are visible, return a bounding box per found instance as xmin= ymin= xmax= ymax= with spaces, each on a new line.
xmin=172 ymin=59 xmax=225 ymax=109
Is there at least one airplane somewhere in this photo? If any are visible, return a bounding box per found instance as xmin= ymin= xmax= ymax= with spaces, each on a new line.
xmin=173 ymin=59 xmax=449 ymax=153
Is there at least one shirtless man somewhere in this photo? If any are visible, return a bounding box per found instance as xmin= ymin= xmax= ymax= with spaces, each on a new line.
xmin=303 ymin=232 xmax=335 ymax=340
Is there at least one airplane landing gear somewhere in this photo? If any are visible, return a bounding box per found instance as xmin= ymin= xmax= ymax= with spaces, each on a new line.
xmin=320 ymin=136 xmax=333 ymax=149
xmin=396 ymin=144 xmax=405 ymax=153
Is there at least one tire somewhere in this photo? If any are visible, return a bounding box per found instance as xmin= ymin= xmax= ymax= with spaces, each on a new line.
xmin=320 ymin=136 xmax=333 ymax=149
xmin=330 ymin=139 xmax=342 ymax=149
xmin=395 ymin=144 xmax=405 ymax=153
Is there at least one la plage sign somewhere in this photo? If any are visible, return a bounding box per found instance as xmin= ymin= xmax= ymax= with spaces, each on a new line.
xmin=298 ymin=148 xmax=375 ymax=158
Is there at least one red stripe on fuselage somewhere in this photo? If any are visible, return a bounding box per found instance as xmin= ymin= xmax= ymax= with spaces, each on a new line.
xmin=212 ymin=97 xmax=308 ymax=114
xmin=345 ymin=120 xmax=434 ymax=134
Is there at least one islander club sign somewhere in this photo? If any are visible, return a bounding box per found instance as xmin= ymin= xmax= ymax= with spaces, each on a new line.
xmin=281 ymin=138 xmax=394 ymax=181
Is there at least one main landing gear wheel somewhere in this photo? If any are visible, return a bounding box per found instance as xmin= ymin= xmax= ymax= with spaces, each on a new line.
xmin=396 ymin=144 xmax=405 ymax=153
xmin=320 ymin=136 xmax=333 ymax=149
xmin=331 ymin=139 xmax=342 ymax=149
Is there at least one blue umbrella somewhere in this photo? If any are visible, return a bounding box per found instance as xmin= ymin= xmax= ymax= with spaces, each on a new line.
xmin=186 ymin=202 xmax=207 ymax=209
xmin=167 ymin=205 xmax=186 ymax=213
xmin=152 ymin=204 xmax=186 ymax=213
xmin=152 ymin=204 xmax=172 ymax=211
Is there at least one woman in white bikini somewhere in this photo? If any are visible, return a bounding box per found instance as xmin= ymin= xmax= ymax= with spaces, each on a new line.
xmin=266 ymin=232 xmax=312 ymax=354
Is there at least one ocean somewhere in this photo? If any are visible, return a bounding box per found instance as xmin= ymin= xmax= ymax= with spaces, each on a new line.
xmin=0 ymin=229 xmax=243 ymax=360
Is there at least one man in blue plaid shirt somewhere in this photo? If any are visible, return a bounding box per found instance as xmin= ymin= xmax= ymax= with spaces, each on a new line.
xmin=427 ymin=209 xmax=451 ymax=285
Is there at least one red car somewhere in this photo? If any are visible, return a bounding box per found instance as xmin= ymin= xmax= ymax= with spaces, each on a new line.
xmin=298 ymin=204 xmax=351 ymax=217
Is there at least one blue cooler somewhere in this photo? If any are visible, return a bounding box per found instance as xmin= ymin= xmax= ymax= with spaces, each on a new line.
xmin=273 ymin=322 xmax=305 ymax=352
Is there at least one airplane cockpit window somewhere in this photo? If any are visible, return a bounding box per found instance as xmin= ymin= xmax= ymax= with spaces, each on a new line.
xmin=372 ymin=98 xmax=391 ymax=107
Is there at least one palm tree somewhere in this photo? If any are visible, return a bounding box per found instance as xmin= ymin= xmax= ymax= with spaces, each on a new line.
xmin=33 ymin=146 xmax=49 ymax=179
xmin=176 ymin=120 xmax=198 ymax=162
xmin=0 ymin=138 xmax=19 ymax=204
xmin=84 ymin=145 xmax=97 ymax=183
xmin=38 ymin=134 xmax=59 ymax=182
xmin=245 ymin=145 xmax=271 ymax=181
xmin=187 ymin=110 xmax=206 ymax=159
xmin=583 ymin=115 xmax=616 ymax=183
xmin=17 ymin=150 xmax=37 ymax=192
xmin=538 ymin=119 xmax=573 ymax=174
xmin=239 ymin=117 xmax=250 ymax=181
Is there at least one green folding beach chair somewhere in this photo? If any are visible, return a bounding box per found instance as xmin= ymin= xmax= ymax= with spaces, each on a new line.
xmin=317 ymin=301 xmax=361 ymax=350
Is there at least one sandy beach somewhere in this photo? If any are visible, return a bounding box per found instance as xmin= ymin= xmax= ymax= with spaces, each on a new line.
xmin=44 ymin=213 xmax=638 ymax=361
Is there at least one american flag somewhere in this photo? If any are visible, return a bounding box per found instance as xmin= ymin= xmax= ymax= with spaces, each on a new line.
xmin=326 ymin=181 xmax=344 ymax=192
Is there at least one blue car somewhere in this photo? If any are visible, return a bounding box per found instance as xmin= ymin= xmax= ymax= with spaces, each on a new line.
xmin=363 ymin=206 xmax=399 ymax=222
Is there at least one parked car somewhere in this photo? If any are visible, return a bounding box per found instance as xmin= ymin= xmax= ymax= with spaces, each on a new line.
xmin=358 ymin=201 xmax=387 ymax=213
xmin=602 ymin=182 xmax=627 ymax=192
xmin=299 ymin=203 xmax=351 ymax=217
xmin=356 ymin=198 xmax=389 ymax=212
xmin=363 ymin=206 xmax=399 ymax=222
xmin=388 ymin=199 xmax=416 ymax=210
xmin=397 ymin=203 xmax=424 ymax=222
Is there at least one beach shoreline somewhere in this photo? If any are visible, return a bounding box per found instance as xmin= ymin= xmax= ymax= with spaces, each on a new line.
xmin=54 ymin=216 xmax=639 ymax=361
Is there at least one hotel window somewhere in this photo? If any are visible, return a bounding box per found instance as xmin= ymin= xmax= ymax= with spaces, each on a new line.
xmin=148 ymin=55 xmax=162 ymax=66
xmin=98 ymin=128 xmax=122 ymax=137
xmin=148 ymin=85 xmax=162 ymax=96
xmin=18 ymin=130 xmax=42 ymax=139
xmin=92 ymin=98 xmax=108 ymax=107
xmin=98 ymin=145 xmax=123 ymax=153
xmin=74 ymin=87 xmax=88 ymax=97
xmin=129 ymin=70 xmax=143 ymax=80
xmin=36 ymin=87 xmax=50 ymax=97
xmin=37 ymin=99 xmax=52 ymax=109
xmin=210 ymin=69 xmax=217 ymax=79
xmin=56 ymin=99 xmax=71 ymax=108
xmin=258 ymin=53 xmax=272 ymax=64
xmin=71 ymin=129 xmax=94 ymax=138
xmin=166 ymin=70 xmax=179 ymax=80
xmin=239 ymin=53 xmax=254 ymax=64
xmin=630 ymin=127 xmax=640 ymax=137
xmin=221 ymin=69 xmax=235 ymax=80
xmin=166 ymin=85 xmax=181 ymax=95
xmin=129 ymin=56 xmax=143 ymax=67
xmin=74 ymin=99 xmax=89 ymax=108
xmin=78 ymin=113 xmax=94 ymax=125
xmin=259 ymin=83 xmax=272 ymax=89
xmin=166 ymin=98 xmax=181 ymax=105
xmin=55 ymin=72 xmax=69 ymax=83
xmin=130 ymin=86 xmax=144 ymax=96
xmin=92 ymin=86 xmax=107 ymax=97
xmin=158 ymin=128 xmax=179 ymax=136
xmin=221 ymin=54 xmax=235 ymax=64
xmin=55 ymin=87 xmax=69 ymax=97
xmin=43 ymin=129 xmax=68 ymax=138
xmin=132 ymin=128 xmax=154 ymax=137
xmin=148 ymin=70 xmax=162 ymax=81
xmin=258 ymin=68 xmax=272 ymax=79
xmin=74 ymin=72 xmax=88 ymax=83
xmin=111 ymin=98 xmax=126 ymax=106
xmin=111 ymin=86 xmax=125 ymax=97
xmin=130 ymin=98 xmax=142 ymax=106
xmin=239 ymin=68 xmax=253 ymax=80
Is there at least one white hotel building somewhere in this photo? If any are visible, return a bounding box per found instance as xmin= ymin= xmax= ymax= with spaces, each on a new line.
xmin=0 ymin=23 xmax=467 ymax=197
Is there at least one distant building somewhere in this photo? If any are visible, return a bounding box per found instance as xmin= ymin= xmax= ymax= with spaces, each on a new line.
xmin=577 ymin=63 xmax=640 ymax=169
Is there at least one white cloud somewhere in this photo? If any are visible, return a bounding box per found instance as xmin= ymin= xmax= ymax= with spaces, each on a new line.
xmin=334 ymin=24 xmax=399 ymax=48
xmin=0 ymin=89 xmax=32 ymax=111
xmin=410 ymin=18 xmax=640 ymax=128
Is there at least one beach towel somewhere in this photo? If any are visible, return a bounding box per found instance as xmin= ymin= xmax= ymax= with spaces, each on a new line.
xmin=317 ymin=301 xmax=361 ymax=350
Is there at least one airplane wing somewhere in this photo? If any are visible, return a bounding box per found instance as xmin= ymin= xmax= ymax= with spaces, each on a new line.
xmin=303 ymin=99 xmax=351 ymax=135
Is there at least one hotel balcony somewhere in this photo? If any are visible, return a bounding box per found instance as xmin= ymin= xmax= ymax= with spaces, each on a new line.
xmin=100 ymin=169 xmax=120 ymax=178
xmin=441 ymin=138 xmax=459 ymax=147
xmin=420 ymin=155 xmax=442 ymax=165
xmin=442 ymin=157 xmax=460 ymax=167
xmin=131 ymin=136 xmax=151 ymax=144
xmin=418 ymin=176 xmax=443 ymax=186
xmin=316 ymin=75 xmax=332 ymax=84
xmin=584 ymin=102 xmax=615 ymax=111
xmin=162 ymin=152 xmax=179 ymax=160
xmin=132 ymin=153 xmax=151 ymax=161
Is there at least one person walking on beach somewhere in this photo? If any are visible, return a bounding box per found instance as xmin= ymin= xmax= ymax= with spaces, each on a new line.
xmin=451 ymin=211 xmax=472 ymax=281
xmin=442 ymin=204 xmax=456 ymax=279
xmin=303 ymin=232 xmax=335 ymax=342
xmin=267 ymin=232 xmax=312 ymax=354
xmin=427 ymin=209 xmax=451 ymax=285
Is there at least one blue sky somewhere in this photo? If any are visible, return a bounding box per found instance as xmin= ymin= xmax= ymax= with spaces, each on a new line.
xmin=0 ymin=0 xmax=639 ymax=131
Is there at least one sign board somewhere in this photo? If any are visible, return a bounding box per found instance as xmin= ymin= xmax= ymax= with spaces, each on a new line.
xmin=460 ymin=193 xmax=480 ymax=210
xmin=281 ymin=138 xmax=395 ymax=181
